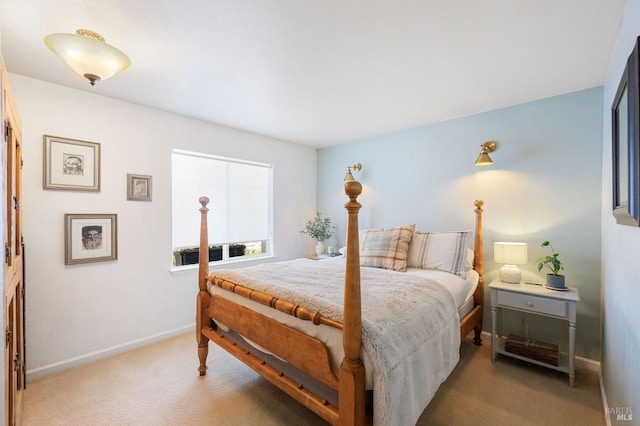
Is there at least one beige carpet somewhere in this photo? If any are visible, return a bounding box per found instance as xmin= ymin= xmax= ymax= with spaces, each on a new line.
xmin=22 ymin=332 xmax=605 ymax=426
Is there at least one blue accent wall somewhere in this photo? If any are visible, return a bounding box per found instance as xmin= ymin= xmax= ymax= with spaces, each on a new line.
xmin=318 ymin=87 xmax=603 ymax=360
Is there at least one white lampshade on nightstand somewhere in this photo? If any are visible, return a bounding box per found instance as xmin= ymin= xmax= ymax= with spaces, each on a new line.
xmin=494 ymin=242 xmax=528 ymax=284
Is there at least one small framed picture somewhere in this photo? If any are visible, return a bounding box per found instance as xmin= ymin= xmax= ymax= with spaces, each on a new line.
xmin=127 ymin=174 xmax=152 ymax=201
xmin=43 ymin=135 xmax=100 ymax=191
xmin=64 ymin=214 xmax=117 ymax=265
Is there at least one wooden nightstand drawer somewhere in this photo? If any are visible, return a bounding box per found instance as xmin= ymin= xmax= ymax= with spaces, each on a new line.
xmin=496 ymin=291 xmax=567 ymax=317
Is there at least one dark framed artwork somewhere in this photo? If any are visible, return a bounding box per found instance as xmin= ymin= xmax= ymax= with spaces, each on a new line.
xmin=64 ymin=214 xmax=117 ymax=265
xmin=612 ymin=36 xmax=640 ymax=227
xmin=43 ymin=135 xmax=101 ymax=191
xmin=127 ymin=173 xmax=152 ymax=201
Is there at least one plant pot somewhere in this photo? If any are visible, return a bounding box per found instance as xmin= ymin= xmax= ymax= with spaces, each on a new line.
xmin=546 ymin=274 xmax=566 ymax=289
xmin=315 ymin=241 xmax=326 ymax=256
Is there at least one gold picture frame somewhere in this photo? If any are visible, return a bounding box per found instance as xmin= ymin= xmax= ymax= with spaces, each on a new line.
xmin=43 ymin=135 xmax=100 ymax=191
xmin=64 ymin=214 xmax=117 ymax=265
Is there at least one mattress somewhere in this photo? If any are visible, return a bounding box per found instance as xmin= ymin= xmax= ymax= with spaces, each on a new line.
xmin=208 ymin=257 xmax=478 ymax=388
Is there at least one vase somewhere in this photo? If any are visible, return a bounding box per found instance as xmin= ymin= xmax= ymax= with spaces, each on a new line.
xmin=546 ymin=274 xmax=566 ymax=289
xmin=315 ymin=241 xmax=326 ymax=256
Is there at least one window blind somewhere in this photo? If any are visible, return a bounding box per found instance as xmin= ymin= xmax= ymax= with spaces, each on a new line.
xmin=172 ymin=150 xmax=272 ymax=249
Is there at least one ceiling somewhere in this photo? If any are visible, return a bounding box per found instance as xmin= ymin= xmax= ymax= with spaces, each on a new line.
xmin=0 ymin=1 xmax=627 ymax=148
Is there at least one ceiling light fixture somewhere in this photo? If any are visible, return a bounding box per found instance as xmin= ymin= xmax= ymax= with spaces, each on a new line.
xmin=474 ymin=141 xmax=497 ymax=166
xmin=44 ymin=29 xmax=131 ymax=86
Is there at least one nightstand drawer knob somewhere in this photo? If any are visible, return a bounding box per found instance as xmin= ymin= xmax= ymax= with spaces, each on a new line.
xmin=526 ymin=301 xmax=534 ymax=307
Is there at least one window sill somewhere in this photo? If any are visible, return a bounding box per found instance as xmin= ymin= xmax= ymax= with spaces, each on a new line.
xmin=169 ymin=254 xmax=275 ymax=273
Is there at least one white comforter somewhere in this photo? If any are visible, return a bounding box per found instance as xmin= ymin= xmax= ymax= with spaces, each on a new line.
xmin=210 ymin=258 xmax=460 ymax=426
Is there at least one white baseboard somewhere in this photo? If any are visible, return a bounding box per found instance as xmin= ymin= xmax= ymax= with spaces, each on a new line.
xmin=479 ymin=331 xmax=601 ymax=372
xmin=479 ymin=331 xmax=606 ymax=422
xmin=26 ymin=324 xmax=195 ymax=382
xmin=600 ymin=369 xmax=612 ymax=426
xmin=575 ymin=355 xmax=600 ymax=372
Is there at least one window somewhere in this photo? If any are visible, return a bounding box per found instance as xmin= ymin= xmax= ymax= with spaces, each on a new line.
xmin=171 ymin=150 xmax=272 ymax=267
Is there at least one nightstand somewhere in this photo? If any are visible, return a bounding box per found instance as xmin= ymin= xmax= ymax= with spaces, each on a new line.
xmin=305 ymin=254 xmax=342 ymax=260
xmin=489 ymin=279 xmax=581 ymax=387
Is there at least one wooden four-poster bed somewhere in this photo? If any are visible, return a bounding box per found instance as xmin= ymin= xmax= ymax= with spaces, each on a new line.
xmin=196 ymin=180 xmax=484 ymax=425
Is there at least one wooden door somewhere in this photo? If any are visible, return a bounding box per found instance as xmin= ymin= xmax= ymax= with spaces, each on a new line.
xmin=2 ymin=59 xmax=24 ymax=426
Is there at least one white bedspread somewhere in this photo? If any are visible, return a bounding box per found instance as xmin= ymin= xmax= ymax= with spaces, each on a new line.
xmin=210 ymin=258 xmax=460 ymax=426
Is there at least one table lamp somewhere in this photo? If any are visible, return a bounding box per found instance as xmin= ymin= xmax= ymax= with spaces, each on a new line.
xmin=494 ymin=242 xmax=528 ymax=283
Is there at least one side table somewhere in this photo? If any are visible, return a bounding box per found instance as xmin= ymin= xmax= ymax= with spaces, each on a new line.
xmin=489 ymin=279 xmax=580 ymax=387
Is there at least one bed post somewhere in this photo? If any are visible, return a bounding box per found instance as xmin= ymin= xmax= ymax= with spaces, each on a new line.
xmin=197 ymin=196 xmax=211 ymax=376
xmin=472 ymin=199 xmax=484 ymax=346
xmin=339 ymin=180 xmax=366 ymax=426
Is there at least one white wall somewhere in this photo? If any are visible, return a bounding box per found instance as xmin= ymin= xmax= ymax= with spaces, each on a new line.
xmin=9 ymin=74 xmax=318 ymax=380
xmin=318 ymin=88 xmax=603 ymax=360
xmin=601 ymin=0 xmax=640 ymax=419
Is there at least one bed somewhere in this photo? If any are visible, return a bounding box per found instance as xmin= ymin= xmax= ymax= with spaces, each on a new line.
xmin=196 ymin=180 xmax=484 ymax=425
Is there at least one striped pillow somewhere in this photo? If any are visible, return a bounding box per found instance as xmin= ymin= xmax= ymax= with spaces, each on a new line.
xmin=360 ymin=225 xmax=415 ymax=272
xmin=407 ymin=231 xmax=471 ymax=277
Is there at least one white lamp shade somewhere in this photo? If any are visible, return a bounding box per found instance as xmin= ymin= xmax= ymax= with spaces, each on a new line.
xmin=45 ymin=30 xmax=130 ymax=84
xmin=494 ymin=242 xmax=528 ymax=283
xmin=494 ymin=242 xmax=528 ymax=265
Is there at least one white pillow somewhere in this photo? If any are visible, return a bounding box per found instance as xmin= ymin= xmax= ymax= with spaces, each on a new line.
xmin=342 ymin=228 xmax=381 ymax=252
xmin=407 ymin=231 xmax=471 ymax=277
xmin=466 ymin=247 xmax=475 ymax=269
xmin=360 ymin=225 xmax=415 ymax=272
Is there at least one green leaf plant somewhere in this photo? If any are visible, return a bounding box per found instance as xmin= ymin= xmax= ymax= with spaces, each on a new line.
xmin=536 ymin=240 xmax=564 ymax=276
xmin=300 ymin=212 xmax=334 ymax=242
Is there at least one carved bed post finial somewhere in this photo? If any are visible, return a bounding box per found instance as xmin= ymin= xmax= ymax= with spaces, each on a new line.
xmin=339 ymin=180 xmax=366 ymax=425
xmin=199 ymin=196 xmax=210 ymax=292
xmin=197 ymin=196 xmax=210 ymax=376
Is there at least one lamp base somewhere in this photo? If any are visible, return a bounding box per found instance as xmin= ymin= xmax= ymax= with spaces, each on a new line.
xmin=500 ymin=264 xmax=521 ymax=284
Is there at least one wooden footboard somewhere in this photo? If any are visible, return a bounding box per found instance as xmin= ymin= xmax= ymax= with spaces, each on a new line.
xmin=196 ymin=190 xmax=484 ymax=426
xmin=208 ymin=295 xmax=338 ymax=389
xmin=196 ymin=181 xmax=366 ymax=425
xmin=201 ymin=295 xmax=341 ymax=424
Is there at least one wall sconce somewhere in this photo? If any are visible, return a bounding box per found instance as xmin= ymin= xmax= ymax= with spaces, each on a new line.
xmin=494 ymin=242 xmax=528 ymax=283
xmin=344 ymin=163 xmax=362 ymax=182
xmin=44 ymin=29 xmax=131 ymax=86
xmin=474 ymin=141 xmax=497 ymax=166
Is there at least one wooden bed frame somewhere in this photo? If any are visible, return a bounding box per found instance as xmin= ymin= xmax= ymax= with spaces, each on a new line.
xmin=196 ymin=180 xmax=484 ymax=425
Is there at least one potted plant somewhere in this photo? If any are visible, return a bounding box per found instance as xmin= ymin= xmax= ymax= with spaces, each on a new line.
xmin=536 ymin=240 xmax=565 ymax=289
xmin=300 ymin=212 xmax=334 ymax=255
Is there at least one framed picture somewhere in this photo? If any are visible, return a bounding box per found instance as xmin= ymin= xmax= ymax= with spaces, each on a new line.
xmin=43 ymin=135 xmax=100 ymax=191
xmin=127 ymin=174 xmax=152 ymax=201
xmin=64 ymin=214 xmax=117 ymax=265
xmin=612 ymin=36 xmax=640 ymax=227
